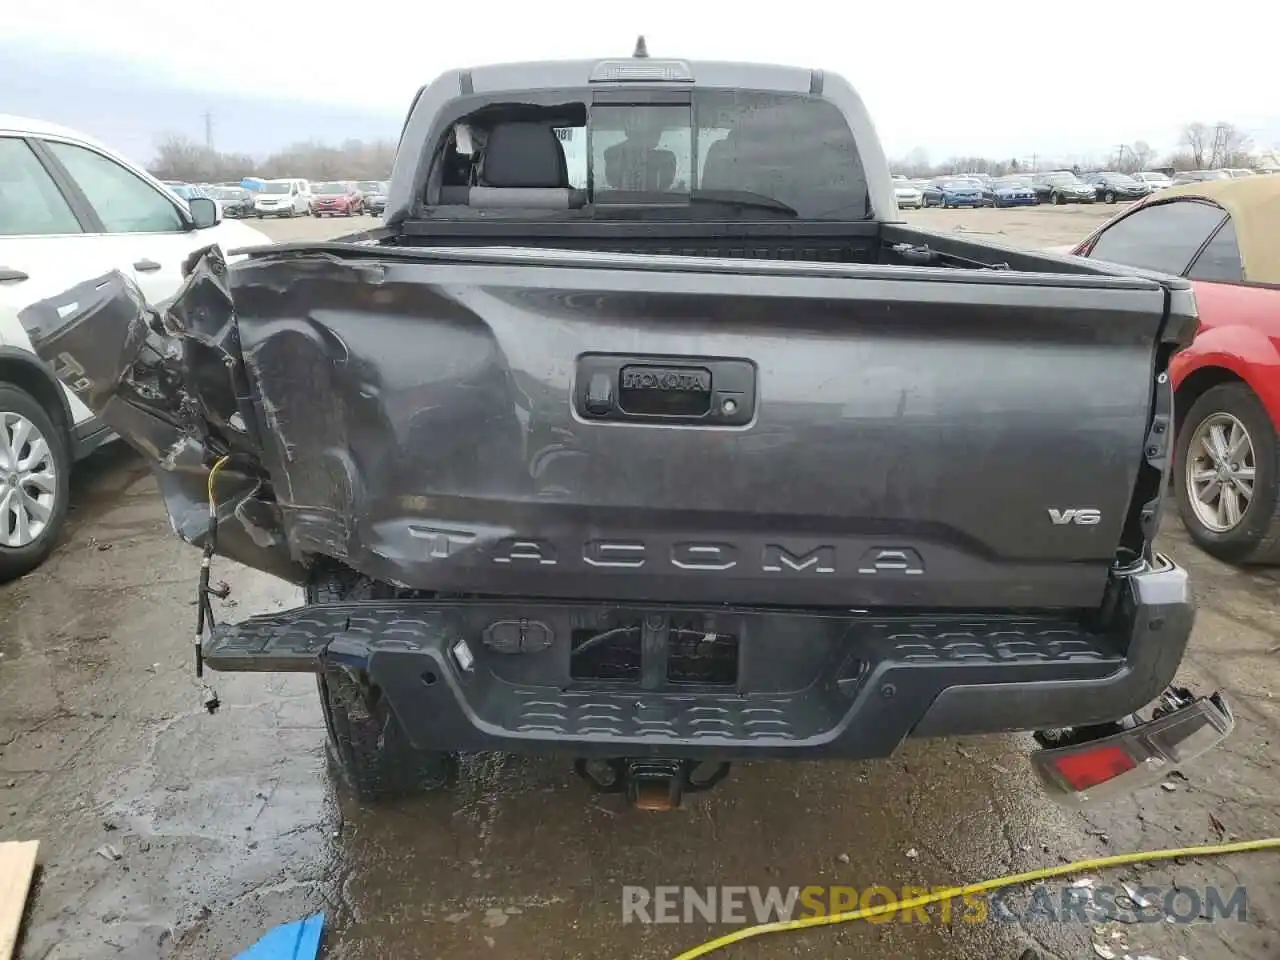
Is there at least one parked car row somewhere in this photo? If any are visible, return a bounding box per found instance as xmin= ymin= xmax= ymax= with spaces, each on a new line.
xmin=158 ymin=178 xmax=391 ymax=219
xmin=894 ymin=166 xmax=1271 ymax=211
xmin=1169 ymin=169 xmax=1260 ymax=185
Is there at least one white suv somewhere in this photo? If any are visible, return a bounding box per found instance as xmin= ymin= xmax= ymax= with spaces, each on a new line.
xmin=0 ymin=114 xmax=272 ymax=581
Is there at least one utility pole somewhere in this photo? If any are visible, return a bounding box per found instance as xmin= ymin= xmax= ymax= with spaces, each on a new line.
xmin=1029 ymin=152 xmax=1038 ymax=172
xmin=203 ymin=111 xmax=214 ymax=151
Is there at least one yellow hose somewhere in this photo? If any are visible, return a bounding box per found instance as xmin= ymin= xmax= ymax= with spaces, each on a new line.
xmin=673 ymin=836 xmax=1280 ymax=959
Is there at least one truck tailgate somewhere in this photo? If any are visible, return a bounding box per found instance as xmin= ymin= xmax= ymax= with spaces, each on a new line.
xmin=19 ymin=246 xmax=1190 ymax=609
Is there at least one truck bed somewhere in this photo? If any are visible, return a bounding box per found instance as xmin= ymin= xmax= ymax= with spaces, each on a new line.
xmin=20 ymin=226 xmax=1192 ymax=612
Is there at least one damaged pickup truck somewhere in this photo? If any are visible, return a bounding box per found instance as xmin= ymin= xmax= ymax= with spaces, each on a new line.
xmin=19 ymin=47 xmax=1233 ymax=809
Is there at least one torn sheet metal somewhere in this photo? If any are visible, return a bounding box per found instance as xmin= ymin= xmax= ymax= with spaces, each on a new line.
xmin=17 ymin=252 xmax=302 ymax=583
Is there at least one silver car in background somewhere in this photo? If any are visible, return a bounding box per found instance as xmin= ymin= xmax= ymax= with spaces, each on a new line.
xmin=1132 ymin=171 xmax=1174 ymax=191
xmin=893 ymin=181 xmax=923 ymax=209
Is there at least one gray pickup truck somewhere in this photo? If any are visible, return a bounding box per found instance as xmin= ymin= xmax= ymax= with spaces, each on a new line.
xmin=20 ymin=46 xmax=1231 ymax=810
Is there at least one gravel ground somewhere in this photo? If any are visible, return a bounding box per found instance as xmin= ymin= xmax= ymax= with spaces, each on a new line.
xmin=2 ymin=202 xmax=1276 ymax=960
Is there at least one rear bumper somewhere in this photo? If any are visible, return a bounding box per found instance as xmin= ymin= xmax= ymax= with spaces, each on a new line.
xmin=204 ymin=555 xmax=1196 ymax=761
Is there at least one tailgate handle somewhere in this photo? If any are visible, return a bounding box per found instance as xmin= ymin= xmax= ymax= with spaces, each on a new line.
xmin=619 ymin=365 xmax=712 ymax=417
xmin=576 ymin=355 xmax=756 ymax=426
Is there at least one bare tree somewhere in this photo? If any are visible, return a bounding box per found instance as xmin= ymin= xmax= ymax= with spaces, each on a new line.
xmin=150 ymin=134 xmax=254 ymax=182
xmin=1120 ymin=140 xmax=1155 ymax=173
xmin=1180 ymin=122 xmax=1210 ymax=168
xmin=148 ymin=135 xmax=397 ymax=184
xmin=905 ymin=147 xmax=930 ymax=176
xmin=889 ymin=147 xmax=935 ymax=178
xmin=1177 ymin=121 xmax=1254 ymax=170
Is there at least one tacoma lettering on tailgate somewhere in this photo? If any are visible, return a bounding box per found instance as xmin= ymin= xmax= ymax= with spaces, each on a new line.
xmin=406 ymin=527 xmax=924 ymax=576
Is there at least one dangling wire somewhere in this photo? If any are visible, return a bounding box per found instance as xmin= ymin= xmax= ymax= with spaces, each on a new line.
xmin=194 ymin=455 xmax=231 ymax=681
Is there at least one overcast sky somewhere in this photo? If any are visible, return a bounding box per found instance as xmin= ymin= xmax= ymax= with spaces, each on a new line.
xmin=7 ymin=0 xmax=1277 ymax=162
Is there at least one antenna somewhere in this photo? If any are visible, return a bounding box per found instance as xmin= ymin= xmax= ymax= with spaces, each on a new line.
xmin=633 ymin=35 xmax=649 ymax=58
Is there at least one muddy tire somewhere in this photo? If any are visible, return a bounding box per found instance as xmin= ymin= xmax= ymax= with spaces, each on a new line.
xmin=0 ymin=384 xmax=71 ymax=583
xmin=306 ymin=575 xmax=457 ymax=801
xmin=316 ymin=664 xmax=457 ymax=802
xmin=1175 ymin=382 xmax=1280 ymax=565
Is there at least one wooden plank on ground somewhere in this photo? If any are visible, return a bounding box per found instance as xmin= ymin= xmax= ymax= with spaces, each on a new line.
xmin=0 ymin=841 xmax=39 ymax=960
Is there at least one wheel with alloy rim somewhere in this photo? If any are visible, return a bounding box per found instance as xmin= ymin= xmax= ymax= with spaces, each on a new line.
xmin=1175 ymin=382 xmax=1280 ymax=564
xmin=0 ymin=385 xmax=71 ymax=582
xmin=1186 ymin=412 xmax=1254 ymax=531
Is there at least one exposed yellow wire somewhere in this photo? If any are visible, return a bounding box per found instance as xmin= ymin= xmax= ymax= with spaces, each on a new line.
xmin=672 ymin=836 xmax=1280 ymax=959
xmin=207 ymin=455 xmax=230 ymax=510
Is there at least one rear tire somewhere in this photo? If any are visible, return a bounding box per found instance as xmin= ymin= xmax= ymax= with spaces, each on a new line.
xmin=316 ymin=664 xmax=457 ymax=802
xmin=1051 ymin=191 xmax=1064 ymax=205
xmin=0 ymin=385 xmax=71 ymax=583
xmin=1104 ymin=190 xmax=1116 ymax=203
xmin=1175 ymin=382 xmax=1280 ymax=564
xmin=307 ymin=575 xmax=458 ymax=801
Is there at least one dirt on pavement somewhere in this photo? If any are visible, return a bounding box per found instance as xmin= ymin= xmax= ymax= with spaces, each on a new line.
xmin=1 ymin=204 xmax=1277 ymax=960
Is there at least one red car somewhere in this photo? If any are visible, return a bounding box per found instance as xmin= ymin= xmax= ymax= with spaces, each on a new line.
xmin=1068 ymin=177 xmax=1280 ymax=564
xmin=310 ymin=181 xmax=364 ymax=217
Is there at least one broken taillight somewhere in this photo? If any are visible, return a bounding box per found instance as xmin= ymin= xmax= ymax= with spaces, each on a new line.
xmin=1050 ymin=744 xmax=1138 ymax=792
xmin=1032 ymin=691 xmax=1233 ymax=805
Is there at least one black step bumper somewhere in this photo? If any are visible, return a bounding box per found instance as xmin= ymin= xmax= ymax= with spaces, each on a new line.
xmin=203 ymin=556 xmax=1193 ymax=760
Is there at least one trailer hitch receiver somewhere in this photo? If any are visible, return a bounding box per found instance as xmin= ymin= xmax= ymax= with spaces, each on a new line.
xmin=575 ymin=758 xmax=732 ymax=810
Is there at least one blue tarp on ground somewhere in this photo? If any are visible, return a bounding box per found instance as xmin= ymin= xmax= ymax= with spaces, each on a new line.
xmin=233 ymin=912 xmax=324 ymax=960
